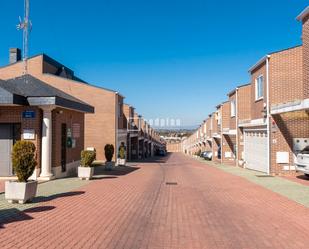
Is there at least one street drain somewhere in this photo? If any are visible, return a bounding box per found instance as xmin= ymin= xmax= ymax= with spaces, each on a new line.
xmin=166 ymin=182 xmax=178 ymax=185
xmin=256 ymin=175 xmax=274 ymax=178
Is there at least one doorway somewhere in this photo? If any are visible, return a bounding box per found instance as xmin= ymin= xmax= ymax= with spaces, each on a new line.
xmin=0 ymin=124 xmax=21 ymax=176
xmin=61 ymin=123 xmax=67 ymax=172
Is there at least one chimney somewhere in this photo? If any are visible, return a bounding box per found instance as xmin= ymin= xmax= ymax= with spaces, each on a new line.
xmin=9 ymin=48 xmax=22 ymax=64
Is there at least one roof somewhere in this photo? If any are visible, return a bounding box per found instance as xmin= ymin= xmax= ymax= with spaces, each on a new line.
xmin=0 ymin=75 xmax=94 ymax=113
xmin=0 ymin=52 xmax=125 ymax=97
xmin=227 ymin=83 xmax=251 ymax=97
xmin=297 ymin=6 xmax=309 ymax=21
xmin=248 ymin=55 xmax=269 ymax=73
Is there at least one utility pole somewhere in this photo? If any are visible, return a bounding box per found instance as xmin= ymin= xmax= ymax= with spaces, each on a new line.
xmin=17 ymin=0 xmax=31 ymax=76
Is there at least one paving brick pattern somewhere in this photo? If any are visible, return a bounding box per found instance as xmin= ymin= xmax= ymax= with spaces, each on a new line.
xmin=1 ymin=153 xmax=309 ymax=248
xmin=197 ymin=158 xmax=309 ymax=207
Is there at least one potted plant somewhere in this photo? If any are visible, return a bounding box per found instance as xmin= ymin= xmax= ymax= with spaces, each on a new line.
xmin=104 ymin=144 xmax=114 ymax=170
xmin=5 ymin=141 xmax=38 ymax=204
xmin=117 ymin=143 xmax=126 ymax=166
xmin=78 ymin=150 xmax=96 ymax=180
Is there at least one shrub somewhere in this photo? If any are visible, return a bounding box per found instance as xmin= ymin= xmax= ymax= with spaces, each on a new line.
xmin=81 ymin=150 xmax=96 ymax=167
xmin=118 ymin=145 xmax=126 ymax=159
xmin=12 ymin=141 xmax=37 ymax=182
xmin=104 ymin=144 xmax=114 ymax=162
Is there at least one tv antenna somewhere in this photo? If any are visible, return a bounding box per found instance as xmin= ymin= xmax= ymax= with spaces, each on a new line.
xmin=17 ymin=0 xmax=32 ymax=76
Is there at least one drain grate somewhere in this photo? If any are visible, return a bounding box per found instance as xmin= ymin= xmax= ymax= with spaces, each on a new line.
xmin=166 ymin=182 xmax=178 ymax=185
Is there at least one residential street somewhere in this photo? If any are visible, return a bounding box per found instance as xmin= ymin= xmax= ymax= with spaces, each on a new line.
xmin=1 ymin=153 xmax=309 ymax=249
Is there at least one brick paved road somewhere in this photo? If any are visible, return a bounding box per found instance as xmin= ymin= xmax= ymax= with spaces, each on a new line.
xmin=1 ymin=153 xmax=309 ymax=249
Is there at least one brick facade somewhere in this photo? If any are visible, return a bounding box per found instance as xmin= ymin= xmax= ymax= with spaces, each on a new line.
xmin=269 ymin=46 xmax=304 ymax=175
xmin=303 ymin=15 xmax=309 ymax=98
xmin=0 ymin=107 xmax=42 ymax=170
xmin=52 ymin=108 xmax=85 ymax=175
xmin=236 ymin=84 xmax=251 ymax=167
xmin=0 ymin=55 xmax=122 ymax=161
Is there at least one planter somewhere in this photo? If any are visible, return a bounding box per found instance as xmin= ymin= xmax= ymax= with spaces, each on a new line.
xmin=5 ymin=180 xmax=38 ymax=204
xmin=116 ymin=158 xmax=126 ymax=166
xmin=105 ymin=161 xmax=114 ymax=171
xmin=78 ymin=167 xmax=94 ymax=180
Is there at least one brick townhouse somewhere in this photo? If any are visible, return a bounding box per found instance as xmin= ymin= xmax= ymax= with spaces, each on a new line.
xmin=123 ymin=103 xmax=135 ymax=160
xmin=263 ymin=7 xmax=309 ymax=175
xmin=200 ymin=120 xmax=208 ymax=152
xmin=205 ymin=115 xmax=213 ymax=152
xmin=212 ymin=104 xmax=222 ymax=163
xmin=238 ymin=44 xmax=303 ymax=174
xmin=183 ymin=6 xmax=309 ymax=176
xmin=234 ymin=84 xmax=251 ymax=167
xmin=0 ymin=52 xmax=128 ymax=161
xmin=221 ymin=100 xmax=236 ymax=165
xmin=0 ymin=74 xmax=94 ymax=179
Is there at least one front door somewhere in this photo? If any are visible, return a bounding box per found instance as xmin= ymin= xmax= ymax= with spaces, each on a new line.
xmin=0 ymin=124 xmax=13 ymax=176
xmin=61 ymin=123 xmax=67 ymax=172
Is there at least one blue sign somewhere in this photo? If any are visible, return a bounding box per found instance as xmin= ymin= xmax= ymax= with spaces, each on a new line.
xmin=22 ymin=111 xmax=36 ymax=119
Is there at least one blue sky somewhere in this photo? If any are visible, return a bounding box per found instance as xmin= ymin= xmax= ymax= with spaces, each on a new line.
xmin=0 ymin=0 xmax=307 ymax=128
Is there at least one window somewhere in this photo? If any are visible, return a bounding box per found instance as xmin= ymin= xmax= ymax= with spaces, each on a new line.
xmin=255 ymin=75 xmax=264 ymax=100
xmin=231 ymin=100 xmax=236 ymax=117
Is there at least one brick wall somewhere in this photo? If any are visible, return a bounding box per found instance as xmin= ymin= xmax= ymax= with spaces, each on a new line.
xmin=52 ymin=108 xmax=84 ymax=169
xmin=270 ymin=46 xmax=303 ymax=104
xmin=250 ymin=63 xmax=267 ymax=120
xmin=0 ymin=106 xmax=42 ymax=169
xmin=0 ymin=55 xmax=43 ymax=79
xmin=0 ymin=55 xmax=120 ymax=161
xmin=237 ymin=85 xmax=251 ymax=167
xmin=303 ymin=16 xmax=309 ymax=98
xmin=221 ymin=102 xmax=230 ymax=129
xmin=222 ymin=135 xmax=236 ymax=165
xmin=40 ymin=74 xmax=117 ymax=161
xmin=167 ymin=142 xmax=182 ymax=152
xmin=269 ymin=46 xmax=304 ymax=175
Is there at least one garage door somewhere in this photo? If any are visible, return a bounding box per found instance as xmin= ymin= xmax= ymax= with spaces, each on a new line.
xmin=0 ymin=124 xmax=13 ymax=176
xmin=244 ymin=130 xmax=268 ymax=173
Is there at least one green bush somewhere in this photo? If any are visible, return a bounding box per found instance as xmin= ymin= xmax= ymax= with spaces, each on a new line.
xmin=12 ymin=141 xmax=37 ymax=182
xmin=118 ymin=145 xmax=126 ymax=159
xmin=81 ymin=150 xmax=96 ymax=167
xmin=104 ymin=144 xmax=114 ymax=162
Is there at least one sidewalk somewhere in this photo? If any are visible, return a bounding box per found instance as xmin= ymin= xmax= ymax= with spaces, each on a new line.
xmin=196 ymin=157 xmax=309 ymax=207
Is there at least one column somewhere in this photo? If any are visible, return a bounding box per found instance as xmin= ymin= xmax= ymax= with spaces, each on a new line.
xmin=40 ymin=106 xmax=54 ymax=180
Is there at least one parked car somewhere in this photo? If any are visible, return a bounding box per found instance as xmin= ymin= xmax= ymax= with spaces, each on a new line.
xmin=202 ymin=151 xmax=212 ymax=161
xmin=157 ymin=149 xmax=166 ymax=156
xmin=200 ymin=151 xmax=208 ymax=158
xmin=296 ymin=146 xmax=309 ymax=176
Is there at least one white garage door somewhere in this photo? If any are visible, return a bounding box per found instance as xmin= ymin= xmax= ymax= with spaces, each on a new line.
xmin=244 ymin=130 xmax=268 ymax=173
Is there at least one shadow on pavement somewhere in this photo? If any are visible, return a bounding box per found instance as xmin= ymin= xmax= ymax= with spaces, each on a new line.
xmin=93 ymin=165 xmax=140 ymax=176
xmin=32 ymin=191 xmax=85 ymax=203
xmin=129 ymin=153 xmax=172 ymax=164
xmin=92 ymin=176 xmax=118 ymax=180
xmin=296 ymin=175 xmax=309 ymax=181
xmin=23 ymin=206 xmax=56 ymax=213
xmin=0 ymin=206 xmax=55 ymax=229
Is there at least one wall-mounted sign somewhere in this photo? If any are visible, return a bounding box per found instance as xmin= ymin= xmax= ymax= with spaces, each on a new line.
xmin=67 ymin=128 xmax=72 ymax=138
xmin=23 ymin=129 xmax=35 ymax=140
xmin=67 ymin=137 xmax=73 ymax=148
xmin=72 ymin=123 xmax=80 ymax=138
xmin=22 ymin=110 xmax=36 ymax=119
xmin=72 ymin=139 xmax=76 ymax=149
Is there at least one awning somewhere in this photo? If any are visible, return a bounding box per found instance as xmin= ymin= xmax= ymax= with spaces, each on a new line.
xmin=0 ymin=75 xmax=94 ymax=113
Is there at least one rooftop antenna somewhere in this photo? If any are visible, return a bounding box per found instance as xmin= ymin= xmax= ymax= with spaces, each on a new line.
xmin=17 ymin=0 xmax=32 ymax=77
